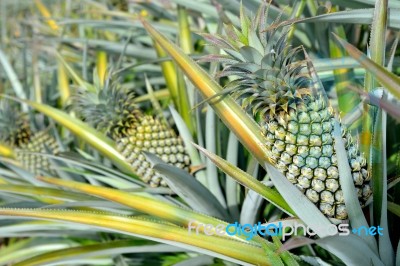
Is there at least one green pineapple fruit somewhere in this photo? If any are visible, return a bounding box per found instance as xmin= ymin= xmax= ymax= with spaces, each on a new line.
xmin=0 ymin=101 xmax=60 ymax=175
xmin=200 ymin=4 xmax=372 ymax=219
xmin=69 ymin=76 xmax=191 ymax=187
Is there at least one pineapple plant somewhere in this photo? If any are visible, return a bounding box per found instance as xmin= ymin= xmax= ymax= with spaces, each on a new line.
xmin=0 ymin=101 xmax=60 ymax=175
xmin=200 ymin=4 xmax=372 ymax=219
xmin=69 ymin=75 xmax=191 ymax=187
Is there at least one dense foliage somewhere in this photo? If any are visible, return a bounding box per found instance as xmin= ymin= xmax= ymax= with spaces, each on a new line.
xmin=0 ymin=0 xmax=399 ymax=265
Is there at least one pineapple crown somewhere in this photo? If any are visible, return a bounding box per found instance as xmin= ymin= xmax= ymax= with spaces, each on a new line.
xmin=68 ymin=74 xmax=142 ymax=138
xmin=199 ymin=3 xmax=313 ymax=120
xmin=0 ymin=100 xmax=31 ymax=147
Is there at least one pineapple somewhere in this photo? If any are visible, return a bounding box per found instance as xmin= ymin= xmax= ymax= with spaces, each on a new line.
xmin=200 ymin=4 xmax=372 ymax=219
xmin=69 ymin=75 xmax=190 ymax=187
xmin=0 ymin=101 xmax=60 ymax=175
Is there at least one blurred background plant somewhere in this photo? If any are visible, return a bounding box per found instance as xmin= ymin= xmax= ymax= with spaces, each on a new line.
xmin=0 ymin=0 xmax=399 ymax=265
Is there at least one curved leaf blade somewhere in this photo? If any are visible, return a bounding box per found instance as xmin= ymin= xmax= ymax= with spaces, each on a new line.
xmin=0 ymin=208 xmax=272 ymax=266
xmin=36 ymin=176 xmax=266 ymax=245
xmin=193 ymin=143 xmax=293 ymax=215
xmin=333 ymin=121 xmax=378 ymax=253
xmin=13 ymin=240 xmax=178 ymax=266
xmin=332 ymin=34 xmax=400 ymax=99
xmin=145 ymin=152 xmax=230 ymax=220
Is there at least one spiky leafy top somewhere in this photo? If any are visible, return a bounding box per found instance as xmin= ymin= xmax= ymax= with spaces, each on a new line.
xmin=69 ymin=77 xmax=142 ymax=139
xmin=0 ymin=100 xmax=30 ymax=147
xmin=200 ymin=4 xmax=313 ymax=122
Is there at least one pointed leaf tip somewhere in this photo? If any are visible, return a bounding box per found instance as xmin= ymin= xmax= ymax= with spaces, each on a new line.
xmin=332 ymin=33 xmax=400 ymax=99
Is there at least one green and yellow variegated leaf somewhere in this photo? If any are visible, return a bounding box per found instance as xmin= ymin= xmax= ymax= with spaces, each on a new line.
xmin=0 ymin=208 xmax=274 ymax=266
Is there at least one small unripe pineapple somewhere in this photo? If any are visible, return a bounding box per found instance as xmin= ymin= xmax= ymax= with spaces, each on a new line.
xmin=69 ymin=75 xmax=190 ymax=187
xmin=200 ymin=3 xmax=372 ymax=219
xmin=0 ymin=101 xmax=59 ymax=175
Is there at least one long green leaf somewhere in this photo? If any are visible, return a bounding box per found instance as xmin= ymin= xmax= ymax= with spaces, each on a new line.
xmin=283 ymin=234 xmax=385 ymax=265
xmin=13 ymin=240 xmax=177 ymax=266
xmin=0 ymin=49 xmax=27 ymax=101
xmin=318 ymin=235 xmax=384 ymax=266
xmin=370 ymin=92 xmax=395 ymax=264
xmin=225 ymin=132 xmax=240 ymax=220
xmin=397 ymin=239 xmax=400 ymax=266
xmin=332 ymin=34 xmax=400 ymax=99
xmin=331 ymin=0 xmax=400 ymax=8
xmin=0 ymin=184 xmax=96 ymax=202
xmin=361 ymin=0 xmax=388 ymax=169
xmin=144 ymin=152 xmax=230 ymax=220
xmin=0 ymin=239 xmax=33 ymax=264
xmin=388 ymin=201 xmax=400 ymax=217
xmin=329 ymin=26 xmax=359 ymax=117
xmin=177 ymin=5 xmax=195 ymax=135
xmin=0 ymin=220 xmax=97 ymax=237
xmin=0 ymin=208 xmax=272 ymax=266
xmin=193 ymin=143 xmax=292 ymax=215
xmin=297 ymin=8 xmax=400 ymax=29
xmin=333 ymin=121 xmax=378 ymax=253
xmin=0 ymin=240 xmax=73 ymax=265
xmin=169 ymin=107 xmax=207 ymax=187
xmin=205 ymin=107 xmax=226 ymax=207
xmin=36 ymin=176 xmax=268 ymax=245
xmin=169 ymin=106 xmax=207 ymax=185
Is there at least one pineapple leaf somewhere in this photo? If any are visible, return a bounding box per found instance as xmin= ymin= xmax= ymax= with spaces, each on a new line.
xmin=317 ymin=235 xmax=385 ymax=266
xmin=176 ymin=6 xmax=196 ymax=135
xmin=36 ymin=176 xmax=264 ymax=245
xmin=55 ymin=52 xmax=96 ymax=93
xmin=169 ymin=0 xmax=218 ymax=18
xmin=96 ymin=51 xmax=108 ymax=87
xmin=0 ymin=238 xmax=73 ymax=265
xmin=332 ymin=34 xmax=400 ymax=99
xmin=57 ymin=62 xmax=71 ymax=107
xmin=329 ymin=26 xmax=360 ymax=117
xmin=169 ymin=106 xmax=207 ymax=186
xmin=0 ymin=143 xmax=15 ymax=158
xmin=34 ymin=0 xmax=59 ymax=31
xmin=370 ymin=92 xmax=394 ymax=264
xmin=205 ymin=107 xmax=227 ymax=208
xmin=239 ymin=2 xmax=250 ymax=45
xmin=153 ymin=41 xmax=179 ymax=108
xmin=193 ymin=143 xmax=293 ymax=215
xmin=297 ymin=8 xmax=400 ymax=29
xmin=225 ymin=132 xmax=240 ymax=220
xmin=397 ymin=240 xmax=400 ymax=266
xmin=354 ymin=87 xmax=400 ymax=121
xmin=0 ymin=49 xmax=27 ymax=111
xmin=0 ymin=184 xmax=96 ymax=202
xmin=0 ymin=208 xmax=273 ymax=266
xmin=361 ymin=0 xmax=388 ymax=164
xmin=12 ymin=240 xmax=157 ymax=266
xmin=282 ymin=234 xmax=385 ymax=266
xmin=144 ymin=152 xmax=230 ymax=220
xmin=333 ymin=120 xmax=378 ymax=253
xmin=388 ymin=201 xmax=400 ymax=217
